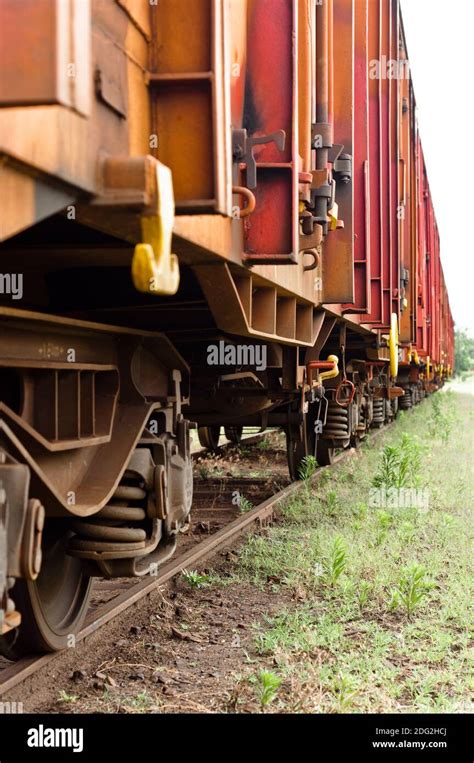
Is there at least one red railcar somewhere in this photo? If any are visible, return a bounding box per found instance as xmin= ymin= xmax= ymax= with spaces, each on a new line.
xmin=0 ymin=0 xmax=454 ymax=653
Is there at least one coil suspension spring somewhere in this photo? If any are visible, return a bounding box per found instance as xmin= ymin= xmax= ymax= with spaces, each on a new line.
xmin=69 ymin=480 xmax=148 ymax=556
xmin=323 ymin=399 xmax=350 ymax=439
xmin=399 ymin=388 xmax=413 ymax=410
xmin=372 ymin=398 xmax=385 ymax=425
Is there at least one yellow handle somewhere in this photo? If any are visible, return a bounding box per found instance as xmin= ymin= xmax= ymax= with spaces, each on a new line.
xmin=389 ymin=313 xmax=399 ymax=379
xmin=131 ymin=162 xmax=180 ymax=295
xmin=320 ymin=354 xmax=340 ymax=382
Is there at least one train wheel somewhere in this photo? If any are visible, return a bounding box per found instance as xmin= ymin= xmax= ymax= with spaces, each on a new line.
xmin=197 ymin=426 xmax=221 ymax=451
xmin=316 ymin=440 xmax=335 ymax=466
xmin=0 ymin=520 xmax=91 ymax=657
xmin=224 ymin=425 xmax=243 ymax=444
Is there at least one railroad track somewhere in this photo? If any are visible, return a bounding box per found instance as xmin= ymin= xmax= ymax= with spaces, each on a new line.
xmin=0 ymin=422 xmax=394 ymax=697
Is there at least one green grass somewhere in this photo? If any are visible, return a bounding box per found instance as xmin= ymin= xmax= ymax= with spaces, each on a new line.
xmin=181 ymin=569 xmax=212 ymax=589
xmin=58 ymin=691 xmax=79 ymax=704
xmin=298 ymin=455 xmax=318 ymax=481
xmin=229 ymin=389 xmax=474 ymax=713
xmin=256 ymin=437 xmax=273 ymax=452
xmin=238 ymin=495 xmax=254 ymax=514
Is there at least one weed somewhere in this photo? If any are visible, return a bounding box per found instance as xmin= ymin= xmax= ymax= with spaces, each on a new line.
xmin=238 ymin=495 xmax=254 ymax=514
xmin=354 ymin=502 xmax=368 ymax=520
xmin=389 ymin=563 xmax=435 ymax=617
xmin=326 ymin=489 xmax=339 ymax=515
xmin=428 ymin=393 xmax=455 ymax=444
xmin=372 ymin=433 xmax=423 ymax=489
xmin=398 ymin=520 xmax=416 ymax=544
xmin=333 ymin=672 xmax=357 ymax=709
xmin=298 ymin=455 xmax=318 ymax=481
xmin=181 ymin=569 xmax=211 ymax=588
xmin=438 ymin=513 xmax=456 ymax=535
xmin=374 ymin=509 xmax=392 ymax=545
xmin=124 ymin=691 xmax=155 ymax=712
xmin=323 ymin=535 xmax=347 ymax=586
xmin=357 ymin=580 xmax=372 ymax=610
xmin=351 ymin=501 xmax=368 ymax=531
xmin=58 ymin=691 xmax=79 ymax=704
xmin=253 ymin=670 xmax=282 ymax=709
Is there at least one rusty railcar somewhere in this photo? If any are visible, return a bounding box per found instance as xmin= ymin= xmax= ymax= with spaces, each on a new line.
xmin=0 ymin=0 xmax=454 ymax=653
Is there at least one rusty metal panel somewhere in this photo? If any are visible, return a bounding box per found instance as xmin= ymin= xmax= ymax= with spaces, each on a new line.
xmin=398 ymin=38 xmax=414 ymax=343
xmin=415 ymin=139 xmax=423 ymax=352
xmin=298 ymin=0 xmax=314 ymax=195
xmin=342 ymin=0 xmax=370 ymax=313
xmin=347 ymin=0 xmax=398 ymax=331
xmin=426 ymin=186 xmax=441 ymax=364
xmin=234 ymin=0 xmax=299 ymax=265
xmin=367 ymin=0 xmax=391 ymax=328
xmin=322 ymin=0 xmax=355 ymax=303
xmin=379 ymin=0 xmax=393 ymax=330
xmin=149 ymin=0 xmax=232 ymax=214
xmin=416 ymin=140 xmax=427 ymax=354
xmin=0 ymin=0 xmax=91 ymax=116
xmin=413 ymin=139 xmax=447 ymax=366
xmin=408 ymin=91 xmax=419 ymax=346
xmin=363 ymin=0 xmax=383 ymax=323
xmin=389 ymin=0 xmax=400 ymax=325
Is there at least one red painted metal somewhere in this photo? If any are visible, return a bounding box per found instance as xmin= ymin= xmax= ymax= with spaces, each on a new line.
xmin=237 ymin=0 xmax=299 ymax=265
xmin=343 ymin=0 xmax=370 ymax=314
xmin=332 ymin=0 xmax=453 ymax=372
xmin=411 ymin=133 xmax=453 ymax=369
xmin=322 ymin=0 xmax=355 ymax=304
xmin=361 ymin=0 xmax=396 ymax=329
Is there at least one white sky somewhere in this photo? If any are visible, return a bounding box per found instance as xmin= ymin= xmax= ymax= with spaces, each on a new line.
xmin=401 ymin=0 xmax=474 ymax=334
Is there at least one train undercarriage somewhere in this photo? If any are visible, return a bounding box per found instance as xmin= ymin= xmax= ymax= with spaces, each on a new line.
xmin=0 ymin=0 xmax=453 ymax=662
xmin=0 ymin=233 xmax=443 ymax=656
xmin=0 ymin=302 xmax=195 ymax=654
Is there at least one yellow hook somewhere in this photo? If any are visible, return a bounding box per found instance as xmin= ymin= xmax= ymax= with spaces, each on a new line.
xmin=388 ymin=313 xmax=399 ymax=379
xmin=131 ymin=161 xmax=180 ymax=296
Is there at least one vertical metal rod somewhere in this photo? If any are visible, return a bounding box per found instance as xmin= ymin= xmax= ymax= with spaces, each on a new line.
xmin=315 ymin=0 xmax=330 ymax=224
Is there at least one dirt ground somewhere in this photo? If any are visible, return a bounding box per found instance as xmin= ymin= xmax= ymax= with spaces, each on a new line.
xmin=5 ymin=539 xmax=293 ymax=714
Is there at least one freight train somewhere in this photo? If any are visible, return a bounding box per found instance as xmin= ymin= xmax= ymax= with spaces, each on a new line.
xmin=0 ymin=0 xmax=454 ymax=654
